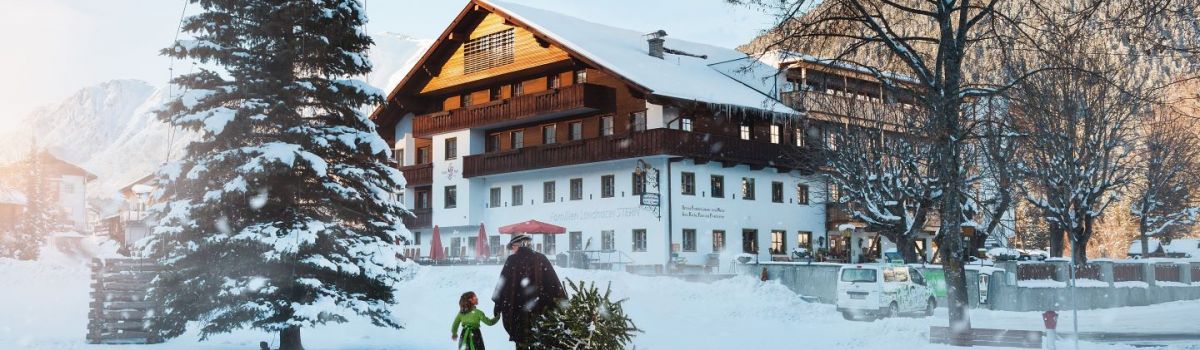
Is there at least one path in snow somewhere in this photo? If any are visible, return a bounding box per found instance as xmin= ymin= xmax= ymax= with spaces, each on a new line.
xmin=1 ymin=261 xmax=1195 ymax=350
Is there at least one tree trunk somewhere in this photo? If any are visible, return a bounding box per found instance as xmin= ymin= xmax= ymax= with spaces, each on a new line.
xmin=934 ymin=101 xmax=971 ymax=345
xmin=895 ymin=235 xmax=919 ymax=263
xmin=1048 ymin=222 xmax=1065 ymax=257
xmin=279 ymin=326 xmax=303 ymax=350
xmin=1139 ymin=217 xmax=1150 ymax=257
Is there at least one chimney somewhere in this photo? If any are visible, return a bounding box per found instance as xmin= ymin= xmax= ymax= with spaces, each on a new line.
xmin=645 ymin=30 xmax=667 ymax=59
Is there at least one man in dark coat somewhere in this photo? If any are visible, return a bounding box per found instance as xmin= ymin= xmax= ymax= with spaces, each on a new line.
xmin=492 ymin=234 xmax=566 ymax=349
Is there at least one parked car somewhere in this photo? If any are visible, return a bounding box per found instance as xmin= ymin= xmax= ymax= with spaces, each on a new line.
xmin=836 ymin=264 xmax=936 ymax=321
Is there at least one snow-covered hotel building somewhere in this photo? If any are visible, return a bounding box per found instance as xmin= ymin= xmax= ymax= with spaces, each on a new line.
xmin=371 ymin=0 xmax=943 ymax=271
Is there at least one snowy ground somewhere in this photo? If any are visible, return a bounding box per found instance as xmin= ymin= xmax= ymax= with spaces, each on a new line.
xmin=2 ymin=257 xmax=1198 ymax=350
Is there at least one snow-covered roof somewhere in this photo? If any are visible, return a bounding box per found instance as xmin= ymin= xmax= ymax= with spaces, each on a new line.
xmin=1164 ymin=238 xmax=1200 ymax=258
xmin=1129 ymin=239 xmax=1163 ymax=255
xmin=0 ymin=186 xmax=26 ymax=206
xmin=481 ymin=0 xmax=796 ymax=115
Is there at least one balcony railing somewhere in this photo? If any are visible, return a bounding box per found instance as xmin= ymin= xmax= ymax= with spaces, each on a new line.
xmin=398 ymin=163 xmax=432 ymax=187
xmin=781 ymin=91 xmax=920 ymax=128
xmin=462 ymin=128 xmax=808 ymax=178
xmin=413 ymin=83 xmax=612 ymax=137
xmin=403 ymin=208 xmax=432 ymax=229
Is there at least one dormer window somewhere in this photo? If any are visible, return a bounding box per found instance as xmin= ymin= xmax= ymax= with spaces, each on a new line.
xmin=464 ymin=29 xmax=515 ymax=74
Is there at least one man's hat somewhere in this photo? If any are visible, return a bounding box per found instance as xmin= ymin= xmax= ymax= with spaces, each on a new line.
xmin=508 ymin=233 xmax=533 ymax=246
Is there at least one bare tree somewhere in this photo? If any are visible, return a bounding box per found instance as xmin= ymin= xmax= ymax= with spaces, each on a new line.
xmin=1129 ymin=113 xmax=1200 ymax=255
xmin=1008 ymin=32 xmax=1144 ymax=264
xmin=822 ymin=111 xmax=939 ymax=263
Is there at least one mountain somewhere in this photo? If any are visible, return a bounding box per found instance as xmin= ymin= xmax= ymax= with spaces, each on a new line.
xmin=2 ymin=32 xmax=431 ymax=198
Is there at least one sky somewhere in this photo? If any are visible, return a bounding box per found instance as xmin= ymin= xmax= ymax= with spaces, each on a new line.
xmin=0 ymin=0 xmax=779 ymax=128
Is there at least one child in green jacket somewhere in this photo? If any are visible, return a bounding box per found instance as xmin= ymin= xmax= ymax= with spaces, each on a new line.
xmin=452 ymin=291 xmax=499 ymax=350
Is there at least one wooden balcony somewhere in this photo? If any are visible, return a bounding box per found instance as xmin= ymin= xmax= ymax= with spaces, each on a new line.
xmin=398 ymin=163 xmax=433 ymax=187
xmin=781 ymin=91 xmax=920 ymax=129
xmin=404 ymin=208 xmax=432 ymax=229
xmin=413 ymin=83 xmax=612 ymax=137
xmin=462 ymin=128 xmax=808 ymax=178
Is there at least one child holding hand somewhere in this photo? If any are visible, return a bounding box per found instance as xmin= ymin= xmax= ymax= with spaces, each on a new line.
xmin=451 ymin=291 xmax=499 ymax=350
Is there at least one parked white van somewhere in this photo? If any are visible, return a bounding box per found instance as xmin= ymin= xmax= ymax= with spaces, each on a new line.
xmin=836 ymin=264 xmax=936 ymax=320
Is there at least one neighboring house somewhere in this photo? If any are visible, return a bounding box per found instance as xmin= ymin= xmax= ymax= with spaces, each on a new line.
xmin=107 ymin=174 xmax=157 ymax=255
xmin=0 ymin=151 xmax=98 ymax=233
xmin=1128 ymin=238 xmax=1198 ymax=258
xmin=0 ymin=186 xmax=26 ymax=231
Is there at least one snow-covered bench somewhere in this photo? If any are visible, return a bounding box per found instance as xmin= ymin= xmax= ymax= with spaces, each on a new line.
xmin=929 ymin=326 xmax=1043 ymax=348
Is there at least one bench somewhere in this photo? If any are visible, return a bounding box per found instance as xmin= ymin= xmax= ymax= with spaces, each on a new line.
xmin=929 ymin=326 xmax=1044 ymax=348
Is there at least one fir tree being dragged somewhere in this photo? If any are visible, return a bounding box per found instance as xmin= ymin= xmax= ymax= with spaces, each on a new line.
xmin=529 ymin=279 xmax=640 ymax=350
xmin=144 ymin=1 xmax=410 ymax=349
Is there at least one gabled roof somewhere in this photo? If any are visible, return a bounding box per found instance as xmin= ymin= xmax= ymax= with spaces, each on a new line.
xmin=376 ymin=0 xmax=795 ymax=121
xmin=0 ymin=186 xmax=25 ymax=206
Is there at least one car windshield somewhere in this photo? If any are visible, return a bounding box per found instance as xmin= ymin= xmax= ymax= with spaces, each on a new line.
xmin=840 ymin=268 xmax=877 ymax=283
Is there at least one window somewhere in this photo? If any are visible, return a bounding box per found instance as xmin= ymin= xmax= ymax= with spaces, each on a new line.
xmin=489 ymin=187 xmax=501 ymax=207
xmin=796 ymin=184 xmax=810 ymax=205
xmin=771 ymin=181 xmax=784 ymax=203
xmin=451 ymin=237 xmax=462 ymax=257
xmin=633 ymin=229 xmax=647 ymax=252
xmin=682 ymin=229 xmax=696 ymax=252
xmin=463 ymin=28 xmax=514 ymax=74
xmin=569 ymin=121 xmax=583 ymax=141
xmin=542 ymin=124 xmax=556 ymax=144
xmin=394 ymin=147 xmax=405 ymax=166
xmin=547 ymin=74 xmax=560 ymax=89
xmin=460 ymin=93 xmax=472 ymax=107
xmin=444 ymin=186 xmax=457 ymax=209
xmin=631 ymin=172 xmax=646 ymax=195
xmin=770 ymin=230 xmax=786 ymax=255
xmin=681 ymin=117 xmax=693 ymax=132
xmin=415 ymin=190 xmax=431 ymax=209
xmin=712 ymin=230 xmax=726 ymax=252
xmin=797 ymin=231 xmax=812 ymax=250
xmin=740 ymin=124 xmax=751 ymax=140
xmin=601 ymin=175 xmax=615 ymax=198
xmin=681 ymin=172 xmax=695 ymax=195
xmin=544 ymin=234 xmax=557 ymax=255
xmin=841 ymin=268 xmax=877 ymax=283
xmin=741 ymin=177 xmax=755 ymax=200
xmin=574 ymin=69 xmax=587 ymax=84
xmin=602 ymin=230 xmax=615 ymax=250
xmin=883 ymin=268 xmax=910 ymax=282
xmin=601 ymin=116 xmax=614 ymax=136
xmin=511 ymin=130 xmax=524 ymax=149
xmin=486 ymin=134 xmax=500 ymax=152
xmin=444 ymin=137 xmax=457 ymax=160
xmin=631 ymin=111 xmax=647 ymax=131
xmin=512 ymin=185 xmax=523 ymax=206
xmin=490 ymin=236 xmax=501 ymax=256
xmin=489 ymin=86 xmax=502 ymax=101
xmin=828 ymin=182 xmax=841 ymax=203
xmin=742 ymin=229 xmax=758 ymax=254
xmin=710 ymin=175 xmax=724 ymax=198
xmin=570 ymin=178 xmax=583 ymax=200
xmin=414 ymin=231 xmax=422 ymax=245
xmin=770 ymin=124 xmax=781 ymax=144
xmin=543 ymin=181 xmax=555 ymax=203
xmin=416 ymin=147 xmax=430 ymax=164
xmin=569 ymin=231 xmax=582 ymax=251
xmin=795 ymin=128 xmax=805 ymax=147
xmin=511 ymin=82 xmax=524 ymax=97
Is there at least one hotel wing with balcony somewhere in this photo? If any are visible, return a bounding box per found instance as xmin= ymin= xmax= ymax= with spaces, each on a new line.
xmin=370 ymin=0 xmax=942 ymax=271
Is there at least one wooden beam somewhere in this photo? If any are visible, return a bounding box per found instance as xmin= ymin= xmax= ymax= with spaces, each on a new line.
xmin=692 ymin=158 xmax=710 ymax=166
xmin=721 ymin=161 xmax=738 ymax=168
xmin=748 ymin=164 xmax=766 ymax=171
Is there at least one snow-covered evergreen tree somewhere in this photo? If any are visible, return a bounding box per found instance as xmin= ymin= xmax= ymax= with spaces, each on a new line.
xmin=142 ymin=1 xmax=409 ymax=349
xmin=4 ymin=144 xmax=55 ymax=260
xmin=530 ymin=280 xmax=640 ymax=350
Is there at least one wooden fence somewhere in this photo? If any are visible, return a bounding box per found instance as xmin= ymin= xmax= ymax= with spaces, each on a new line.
xmin=1017 ymin=264 xmax=1058 ymax=281
xmin=88 ymin=258 xmax=161 ymax=344
xmin=1155 ymin=264 xmax=1181 ymax=282
xmin=1113 ymin=264 xmax=1144 ymax=282
xmin=1074 ymin=264 xmax=1102 ymax=280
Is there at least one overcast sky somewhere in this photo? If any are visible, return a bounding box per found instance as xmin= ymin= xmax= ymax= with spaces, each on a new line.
xmin=0 ymin=0 xmax=777 ymax=125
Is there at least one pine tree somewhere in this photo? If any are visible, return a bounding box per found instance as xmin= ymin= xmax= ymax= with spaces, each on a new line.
xmin=143 ymin=1 xmax=409 ymax=349
xmin=4 ymin=145 xmax=54 ymax=260
xmin=530 ymin=280 xmax=641 ymax=350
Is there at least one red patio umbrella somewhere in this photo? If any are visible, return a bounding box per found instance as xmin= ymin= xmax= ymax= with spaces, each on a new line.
xmin=498 ymin=220 xmax=566 ymax=235
xmin=475 ymin=223 xmax=490 ymax=260
xmin=429 ymin=225 xmax=445 ymax=261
